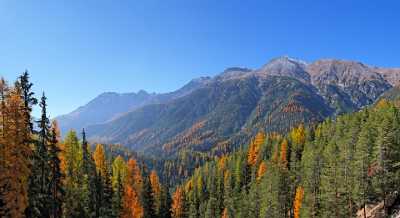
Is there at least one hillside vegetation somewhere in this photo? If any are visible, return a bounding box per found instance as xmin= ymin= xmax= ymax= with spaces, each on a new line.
xmin=172 ymin=99 xmax=400 ymax=218
xmin=2 ymin=68 xmax=400 ymax=218
xmin=78 ymin=57 xmax=400 ymax=157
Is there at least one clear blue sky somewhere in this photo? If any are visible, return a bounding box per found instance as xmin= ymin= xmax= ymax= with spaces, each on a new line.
xmin=1 ymin=0 xmax=399 ymax=117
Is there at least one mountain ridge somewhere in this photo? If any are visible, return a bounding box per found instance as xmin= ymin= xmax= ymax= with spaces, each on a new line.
xmin=56 ymin=56 xmax=400 ymax=156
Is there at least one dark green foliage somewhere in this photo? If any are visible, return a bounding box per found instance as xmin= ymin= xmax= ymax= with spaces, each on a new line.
xmin=172 ymin=101 xmax=400 ymax=218
xmin=26 ymin=93 xmax=52 ymax=218
xmin=17 ymin=70 xmax=38 ymax=132
xmin=142 ymin=176 xmax=156 ymax=218
xmin=3 ymin=71 xmax=400 ymax=218
xmin=87 ymin=76 xmax=332 ymax=157
xmin=112 ymin=173 xmax=124 ymax=218
xmin=48 ymin=125 xmax=64 ymax=218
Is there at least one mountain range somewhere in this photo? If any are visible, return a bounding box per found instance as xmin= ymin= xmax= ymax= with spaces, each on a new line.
xmin=56 ymin=56 xmax=400 ymax=157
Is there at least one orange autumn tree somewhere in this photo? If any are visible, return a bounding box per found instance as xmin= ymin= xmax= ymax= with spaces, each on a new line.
xmin=93 ymin=144 xmax=107 ymax=177
xmin=129 ymin=159 xmax=143 ymax=193
xmin=149 ymin=170 xmax=162 ymax=216
xmin=0 ymin=84 xmax=32 ymax=218
xmin=247 ymin=131 xmax=266 ymax=166
xmin=121 ymin=158 xmax=144 ymax=218
xmin=218 ymin=155 xmax=228 ymax=171
xmin=257 ymin=161 xmax=267 ymax=181
xmin=280 ymin=139 xmax=288 ymax=168
xmin=171 ymin=186 xmax=185 ymax=218
xmin=221 ymin=207 xmax=230 ymax=218
xmin=122 ymin=185 xmax=144 ymax=218
xmin=293 ymin=186 xmax=305 ymax=218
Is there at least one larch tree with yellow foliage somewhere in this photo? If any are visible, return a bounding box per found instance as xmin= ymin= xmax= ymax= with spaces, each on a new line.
xmin=150 ymin=170 xmax=162 ymax=217
xmin=93 ymin=144 xmax=107 ymax=178
xmin=171 ymin=186 xmax=185 ymax=218
xmin=257 ymin=162 xmax=267 ymax=181
xmin=293 ymin=186 xmax=305 ymax=218
xmin=289 ymin=124 xmax=306 ymax=216
xmin=247 ymin=131 xmax=266 ymax=166
xmin=122 ymin=185 xmax=144 ymax=218
xmin=0 ymin=84 xmax=32 ymax=218
xmin=112 ymin=155 xmax=128 ymax=189
xmin=122 ymin=158 xmax=144 ymax=218
xmin=280 ymin=139 xmax=288 ymax=168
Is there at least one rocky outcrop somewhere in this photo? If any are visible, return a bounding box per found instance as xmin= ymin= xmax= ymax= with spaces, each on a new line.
xmin=257 ymin=56 xmax=310 ymax=83
xmin=356 ymin=191 xmax=400 ymax=218
xmin=375 ymin=68 xmax=400 ymax=87
xmin=308 ymin=59 xmax=391 ymax=113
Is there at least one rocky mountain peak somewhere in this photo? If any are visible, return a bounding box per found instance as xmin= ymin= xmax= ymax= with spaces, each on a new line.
xmin=374 ymin=67 xmax=400 ymax=86
xmin=216 ymin=67 xmax=252 ymax=81
xmin=257 ymin=56 xmax=310 ymax=83
xmin=307 ymin=59 xmax=386 ymax=85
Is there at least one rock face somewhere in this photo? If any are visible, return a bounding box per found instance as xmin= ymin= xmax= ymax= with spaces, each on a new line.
xmin=308 ymin=59 xmax=392 ymax=114
xmin=56 ymin=56 xmax=400 ymax=156
xmin=356 ymin=191 xmax=400 ymax=218
xmin=374 ymin=68 xmax=400 ymax=86
xmin=257 ymin=56 xmax=310 ymax=83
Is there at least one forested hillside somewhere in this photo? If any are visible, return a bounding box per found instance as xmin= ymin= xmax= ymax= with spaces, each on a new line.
xmin=0 ymin=73 xmax=171 ymax=218
xmin=172 ymin=99 xmax=400 ymax=218
xmin=1 ymin=71 xmax=400 ymax=218
xmin=62 ymin=57 xmax=400 ymax=158
xmin=87 ymin=75 xmax=331 ymax=157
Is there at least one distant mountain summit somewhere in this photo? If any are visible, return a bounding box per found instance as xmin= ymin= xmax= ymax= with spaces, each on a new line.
xmin=56 ymin=77 xmax=210 ymax=135
xmin=257 ymin=56 xmax=310 ymax=83
xmin=307 ymin=59 xmax=392 ymax=113
xmin=56 ymin=90 xmax=155 ymax=135
xmin=56 ymin=56 xmax=400 ymax=157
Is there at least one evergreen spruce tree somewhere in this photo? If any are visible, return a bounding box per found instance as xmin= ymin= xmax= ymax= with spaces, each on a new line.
xmin=27 ymin=93 xmax=52 ymax=218
xmin=247 ymin=182 xmax=260 ymax=218
xmin=187 ymin=185 xmax=199 ymax=218
xmin=205 ymin=167 xmax=218 ymax=218
xmin=260 ymin=163 xmax=280 ymax=218
xmin=223 ymin=171 xmax=235 ymax=217
xmin=143 ymin=175 xmax=156 ymax=218
xmin=353 ymin=115 xmax=374 ymax=217
xmin=373 ymin=112 xmax=400 ymax=213
xmin=340 ymin=115 xmax=360 ymax=216
xmin=160 ymin=185 xmax=172 ymax=218
xmin=101 ymin=171 xmax=114 ymax=218
xmin=14 ymin=72 xmax=38 ymax=218
xmin=112 ymin=173 xmax=124 ymax=218
xmin=80 ymin=129 xmax=98 ymax=217
xmin=48 ymin=121 xmax=64 ymax=218
xmin=300 ymin=141 xmax=322 ymax=218
xmin=18 ymin=71 xmax=37 ymax=132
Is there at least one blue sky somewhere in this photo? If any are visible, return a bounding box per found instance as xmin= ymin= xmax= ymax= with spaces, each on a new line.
xmin=1 ymin=0 xmax=399 ymax=117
